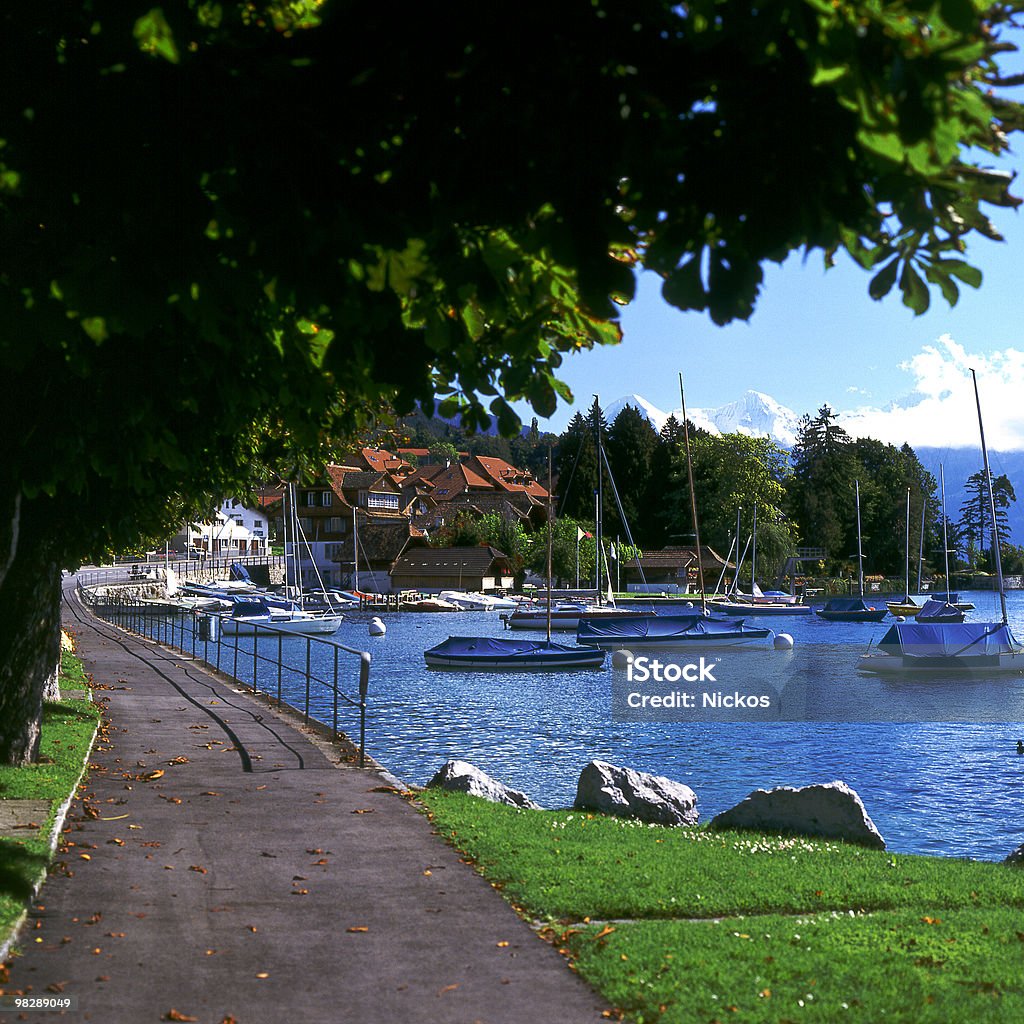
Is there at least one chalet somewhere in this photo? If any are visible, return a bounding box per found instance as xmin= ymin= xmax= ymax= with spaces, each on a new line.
xmin=284 ymin=468 xmax=425 ymax=591
xmin=620 ymin=545 xmax=732 ymax=592
xmin=389 ymin=546 xmax=515 ymax=593
xmin=402 ymin=454 xmax=549 ymax=533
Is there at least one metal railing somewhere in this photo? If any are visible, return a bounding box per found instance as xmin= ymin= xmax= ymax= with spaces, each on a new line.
xmin=79 ymin=583 xmax=371 ymax=767
xmin=76 ymin=554 xmax=286 ymax=589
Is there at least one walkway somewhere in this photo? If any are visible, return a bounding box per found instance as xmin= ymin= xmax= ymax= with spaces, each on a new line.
xmin=3 ymin=580 xmax=609 ymax=1023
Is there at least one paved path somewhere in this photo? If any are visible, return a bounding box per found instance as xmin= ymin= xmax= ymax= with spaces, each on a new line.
xmin=4 ymin=580 xmax=609 ymax=1023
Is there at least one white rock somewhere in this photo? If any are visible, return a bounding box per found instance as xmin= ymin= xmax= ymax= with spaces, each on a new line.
xmin=427 ymin=759 xmax=541 ymax=809
xmin=709 ymin=780 xmax=885 ymax=849
xmin=574 ymin=759 xmax=698 ymax=826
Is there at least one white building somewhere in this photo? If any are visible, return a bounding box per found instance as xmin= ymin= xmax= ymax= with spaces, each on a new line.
xmin=187 ymin=499 xmax=270 ymax=558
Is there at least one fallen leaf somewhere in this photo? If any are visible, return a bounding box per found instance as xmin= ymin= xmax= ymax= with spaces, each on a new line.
xmin=247 ymin=925 xmax=258 ymax=933
xmin=496 ymin=941 xmax=509 ymax=948
xmin=291 ymin=889 xmax=309 ymax=896
xmin=255 ymin=972 xmax=269 ymax=979
xmin=595 ymin=926 xmax=616 ymax=939
xmin=438 ymin=984 xmax=460 ymax=995
xmin=347 ymin=926 xmax=369 ymax=933
xmin=145 ymin=770 xmax=165 ymax=781
xmin=164 ymin=1011 xmax=198 ymax=1022
xmin=351 ymin=808 xmax=374 ymax=815
xmin=167 ymin=756 xmax=189 ymax=765
xmin=189 ymin=866 xmax=208 ymax=874
xmin=200 ymin=792 xmax=221 ymax=797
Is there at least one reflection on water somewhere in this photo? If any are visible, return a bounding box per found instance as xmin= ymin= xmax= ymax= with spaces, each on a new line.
xmin=216 ymin=590 xmax=1024 ymax=862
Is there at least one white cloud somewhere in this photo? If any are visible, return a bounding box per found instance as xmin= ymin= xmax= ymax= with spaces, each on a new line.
xmin=837 ymin=335 xmax=1024 ymax=450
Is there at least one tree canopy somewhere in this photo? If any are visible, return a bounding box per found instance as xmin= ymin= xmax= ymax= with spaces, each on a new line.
xmin=2 ymin=0 xmax=1024 ymax=762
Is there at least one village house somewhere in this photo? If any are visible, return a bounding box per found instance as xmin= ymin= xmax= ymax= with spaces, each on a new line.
xmin=389 ymin=545 xmax=515 ymax=593
xmin=283 ymin=466 xmax=426 ymax=592
xmin=173 ymin=499 xmax=270 ymax=559
xmin=619 ymin=545 xmax=732 ymax=593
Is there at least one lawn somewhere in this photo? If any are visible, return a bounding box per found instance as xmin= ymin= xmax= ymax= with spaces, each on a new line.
xmin=0 ymin=651 xmax=101 ymax=952
xmin=418 ymin=789 xmax=1024 ymax=1024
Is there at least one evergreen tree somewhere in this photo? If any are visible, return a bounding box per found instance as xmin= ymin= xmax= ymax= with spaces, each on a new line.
xmin=605 ymin=405 xmax=660 ymax=542
xmin=787 ymin=406 xmax=857 ymax=560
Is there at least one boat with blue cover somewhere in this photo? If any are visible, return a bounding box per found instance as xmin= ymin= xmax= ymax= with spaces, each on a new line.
xmin=576 ymin=612 xmax=771 ymax=649
xmin=859 ymin=621 xmax=1024 ymax=674
xmin=815 ymin=596 xmax=887 ymax=623
xmin=860 ymin=371 xmax=1022 ymax=675
xmin=423 ymin=635 xmax=606 ymax=669
xmin=914 ymin=597 xmax=965 ymax=624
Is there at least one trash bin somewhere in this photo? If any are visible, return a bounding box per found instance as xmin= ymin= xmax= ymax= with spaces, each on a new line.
xmin=198 ymin=613 xmax=220 ymax=642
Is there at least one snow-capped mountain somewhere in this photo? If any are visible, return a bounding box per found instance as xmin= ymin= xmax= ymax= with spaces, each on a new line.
xmin=603 ymin=390 xmax=802 ymax=449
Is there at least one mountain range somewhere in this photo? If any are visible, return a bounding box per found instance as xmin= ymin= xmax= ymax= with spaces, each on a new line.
xmin=602 ymin=391 xmax=1024 ymax=545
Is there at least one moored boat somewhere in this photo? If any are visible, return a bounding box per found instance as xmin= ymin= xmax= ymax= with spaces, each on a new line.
xmin=577 ymin=612 xmax=772 ymax=649
xmin=424 ymin=635 xmax=605 ymax=670
xmin=859 ymin=621 xmax=1024 ymax=674
xmin=216 ymin=597 xmax=343 ymax=635
xmin=860 ymin=371 xmax=1022 ymax=675
xmin=815 ymin=597 xmax=887 ymax=623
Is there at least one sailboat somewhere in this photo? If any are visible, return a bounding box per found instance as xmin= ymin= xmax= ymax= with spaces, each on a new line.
xmin=708 ymin=506 xmax=812 ymax=617
xmin=886 ymin=488 xmax=924 ymax=618
xmin=860 ymin=372 xmax=1024 ymax=674
xmin=217 ymin=483 xmax=344 ymax=635
xmin=816 ymin=480 xmax=887 ymax=622
xmin=579 ymin=376 xmax=772 ymax=650
xmin=915 ymin=465 xmax=966 ymax=624
xmin=425 ymin=450 xmax=606 ymax=670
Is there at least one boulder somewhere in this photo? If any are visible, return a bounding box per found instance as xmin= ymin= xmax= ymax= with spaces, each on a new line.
xmin=1004 ymin=844 xmax=1024 ymax=866
xmin=426 ymin=760 xmax=541 ymax=809
xmin=574 ymin=759 xmax=698 ymax=826
xmin=709 ymin=780 xmax=885 ymax=849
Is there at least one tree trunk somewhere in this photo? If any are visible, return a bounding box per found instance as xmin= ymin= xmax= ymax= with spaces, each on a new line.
xmin=0 ymin=493 xmax=61 ymax=765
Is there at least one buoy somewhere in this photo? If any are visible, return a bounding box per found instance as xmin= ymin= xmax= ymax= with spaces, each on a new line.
xmin=611 ymin=649 xmax=633 ymax=669
xmin=773 ymin=632 xmax=794 ymax=650
xmin=368 ymin=616 xmax=386 ymax=637
xmin=895 ymin=615 xmax=906 ymax=623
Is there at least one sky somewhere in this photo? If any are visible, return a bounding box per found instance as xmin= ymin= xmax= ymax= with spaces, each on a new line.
xmin=515 ymin=69 xmax=1024 ymax=452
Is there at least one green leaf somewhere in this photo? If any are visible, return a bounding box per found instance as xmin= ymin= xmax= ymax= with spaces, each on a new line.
xmin=938 ymin=0 xmax=979 ymax=34
xmin=936 ymin=259 xmax=982 ymax=288
xmin=899 ymin=261 xmax=930 ymax=314
xmin=661 ymin=257 xmax=706 ymax=312
xmin=868 ymin=257 xmax=900 ymax=300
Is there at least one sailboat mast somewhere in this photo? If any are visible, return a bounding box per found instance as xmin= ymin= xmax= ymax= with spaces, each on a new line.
xmin=751 ymin=503 xmax=757 ymax=591
xmin=855 ymin=479 xmax=864 ymax=598
xmin=916 ymin=498 xmax=926 ymax=594
xmin=940 ymin=464 xmax=951 ymax=594
xmin=594 ymin=397 xmax=602 ymax=607
xmin=735 ymin=506 xmax=742 ymax=595
xmin=547 ymin=447 xmax=553 ymax=641
xmin=678 ymin=374 xmax=707 ymax=613
xmin=904 ymin=487 xmax=910 ymax=599
xmin=971 ymin=368 xmax=1008 ymax=623
xmin=353 ymin=506 xmax=359 ymax=592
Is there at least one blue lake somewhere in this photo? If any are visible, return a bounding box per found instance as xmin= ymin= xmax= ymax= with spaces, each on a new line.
xmin=208 ymin=590 xmax=1024 ymax=863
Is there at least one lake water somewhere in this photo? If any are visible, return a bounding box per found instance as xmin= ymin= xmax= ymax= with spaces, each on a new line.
xmin=206 ymin=590 xmax=1024 ymax=863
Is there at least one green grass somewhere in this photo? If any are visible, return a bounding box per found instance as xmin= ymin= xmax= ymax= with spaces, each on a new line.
xmin=418 ymin=790 xmax=1024 ymax=1023
xmin=0 ymin=652 xmax=101 ymax=950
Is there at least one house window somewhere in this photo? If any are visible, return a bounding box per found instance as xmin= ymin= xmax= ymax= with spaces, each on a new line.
xmin=367 ymin=492 xmax=399 ymax=510
xmin=320 ymin=491 xmax=333 ymax=507
xmin=326 ymin=517 xmax=346 ymax=533
xmin=304 ymin=492 xmax=317 ymax=507
xmin=253 ymin=520 xmax=263 ymax=530
xmin=325 ymin=544 xmax=346 ymax=560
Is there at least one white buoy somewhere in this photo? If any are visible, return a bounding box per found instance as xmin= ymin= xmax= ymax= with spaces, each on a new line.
xmin=773 ymin=632 xmax=794 ymax=650
xmin=611 ymin=648 xmax=634 ymax=669
xmin=368 ymin=616 xmax=386 ymax=637
xmin=895 ymin=615 xmax=906 ymax=623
